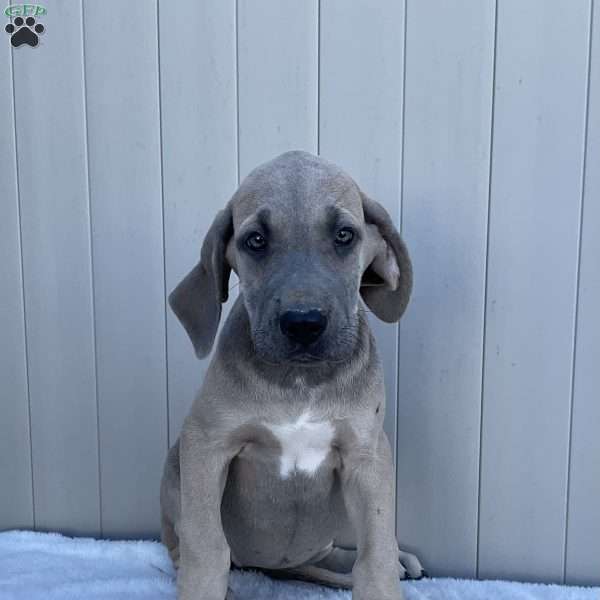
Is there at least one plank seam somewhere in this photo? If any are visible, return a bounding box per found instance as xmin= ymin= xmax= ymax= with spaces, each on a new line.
xmin=475 ymin=0 xmax=499 ymax=580
xmin=562 ymin=0 xmax=595 ymax=584
xmin=317 ymin=0 xmax=320 ymax=156
xmin=396 ymin=0 xmax=408 ymax=538
xmin=235 ymin=0 xmax=240 ymax=185
xmin=80 ymin=0 xmax=103 ymax=537
xmin=156 ymin=0 xmax=171 ymax=452
xmin=9 ymin=7 xmax=35 ymax=531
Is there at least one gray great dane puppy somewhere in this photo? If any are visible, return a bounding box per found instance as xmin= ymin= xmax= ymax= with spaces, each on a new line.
xmin=161 ymin=151 xmax=423 ymax=600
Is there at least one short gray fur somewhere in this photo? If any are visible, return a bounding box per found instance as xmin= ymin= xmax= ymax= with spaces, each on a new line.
xmin=161 ymin=151 xmax=422 ymax=600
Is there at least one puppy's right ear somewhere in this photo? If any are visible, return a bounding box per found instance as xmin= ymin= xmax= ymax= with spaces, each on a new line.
xmin=169 ymin=205 xmax=233 ymax=358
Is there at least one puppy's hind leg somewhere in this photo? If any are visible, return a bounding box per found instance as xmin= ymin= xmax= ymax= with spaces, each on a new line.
xmin=160 ymin=440 xmax=182 ymax=569
xmin=160 ymin=514 xmax=180 ymax=569
xmin=315 ymin=545 xmax=426 ymax=581
xmin=312 ymin=546 xmax=355 ymax=573
xmin=261 ymin=564 xmax=353 ymax=590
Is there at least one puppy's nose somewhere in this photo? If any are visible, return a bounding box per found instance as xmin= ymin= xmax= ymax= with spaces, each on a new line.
xmin=280 ymin=309 xmax=328 ymax=345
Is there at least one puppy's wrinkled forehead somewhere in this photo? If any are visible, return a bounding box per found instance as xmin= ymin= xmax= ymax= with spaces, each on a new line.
xmin=230 ymin=151 xmax=363 ymax=229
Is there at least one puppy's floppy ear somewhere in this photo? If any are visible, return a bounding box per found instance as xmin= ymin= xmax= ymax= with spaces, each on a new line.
xmin=169 ymin=205 xmax=233 ymax=358
xmin=360 ymin=192 xmax=413 ymax=322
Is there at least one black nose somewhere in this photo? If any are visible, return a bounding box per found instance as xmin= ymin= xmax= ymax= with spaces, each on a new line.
xmin=280 ymin=309 xmax=328 ymax=345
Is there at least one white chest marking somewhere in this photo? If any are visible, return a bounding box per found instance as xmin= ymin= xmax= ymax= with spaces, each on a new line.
xmin=267 ymin=412 xmax=334 ymax=478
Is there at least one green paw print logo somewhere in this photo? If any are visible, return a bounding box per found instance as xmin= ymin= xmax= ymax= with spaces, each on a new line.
xmin=4 ymin=4 xmax=46 ymax=48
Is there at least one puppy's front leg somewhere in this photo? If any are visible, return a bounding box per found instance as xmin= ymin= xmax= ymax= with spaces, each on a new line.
xmin=342 ymin=431 xmax=403 ymax=600
xmin=178 ymin=419 xmax=235 ymax=600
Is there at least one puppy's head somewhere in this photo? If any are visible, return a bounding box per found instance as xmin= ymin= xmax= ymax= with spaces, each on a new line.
xmin=170 ymin=151 xmax=412 ymax=365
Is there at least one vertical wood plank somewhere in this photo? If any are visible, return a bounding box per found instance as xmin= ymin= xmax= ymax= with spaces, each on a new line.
xmin=479 ymin=0 xmax=591 ymax=582
xmin=237 ymin=0 xmax=318 ymax=179
xmin=0 ymin=32 xmax=33 ymax=531
xmin=160 ymin=0 xmax=238 ymax=444
xmin=83 ymin=0 xmax=167 ymax=538
xmin=565 ymin=0 xmax=599 ymax=585
xmin=397 ymin=0 xmax=495 ymax=577
xmin=12 ymin=0 xmax=100 ymax=535
xmin=319 ymin=0 xmax=404 ymax=465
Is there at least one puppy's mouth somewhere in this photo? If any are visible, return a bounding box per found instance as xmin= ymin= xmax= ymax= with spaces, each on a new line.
xmin=251 ymin=338 xmax=331 ymax=366
xmin=286 ymin=350 xmax=325 ymax=365
xmin=251 ymin=325 xmax=360 ymax=366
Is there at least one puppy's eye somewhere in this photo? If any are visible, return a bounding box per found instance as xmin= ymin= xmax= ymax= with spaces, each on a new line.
xmin=335 ymin=228 xmax=354 ymax=246
xmin=245 ymin=232 xmax=267 ymax=251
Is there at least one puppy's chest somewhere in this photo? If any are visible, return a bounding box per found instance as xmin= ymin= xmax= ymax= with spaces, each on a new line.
xmin=239 ymin=411 xmax=336 ymax=478
xmin=268 ymin=412 xmax=336 ymax=477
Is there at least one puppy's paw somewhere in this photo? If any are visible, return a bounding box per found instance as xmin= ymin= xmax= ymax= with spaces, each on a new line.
xmin=398 ymin=549 xmax=425 ymax=580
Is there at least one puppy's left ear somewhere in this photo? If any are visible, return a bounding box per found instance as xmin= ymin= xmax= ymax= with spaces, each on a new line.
xmin=360 ymin=192 xmax=413 ymax=322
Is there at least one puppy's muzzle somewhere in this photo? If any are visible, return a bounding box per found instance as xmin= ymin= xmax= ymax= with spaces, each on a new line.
xmin=279 ymin=309 xmax=328 ymax=346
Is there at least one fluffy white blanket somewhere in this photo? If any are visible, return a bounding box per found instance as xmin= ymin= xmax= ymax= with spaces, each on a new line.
xmin=0 ymin=531 xmax=597 ymax=599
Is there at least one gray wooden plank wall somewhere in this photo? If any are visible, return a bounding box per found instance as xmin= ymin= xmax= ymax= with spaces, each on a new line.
xmin=0 ymin=0 xmax=597 ymax=584
xmin=397 ymin=0 xmax=494 ymax=578
xmin=479 ymin=0 xmax=591 ymax=582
